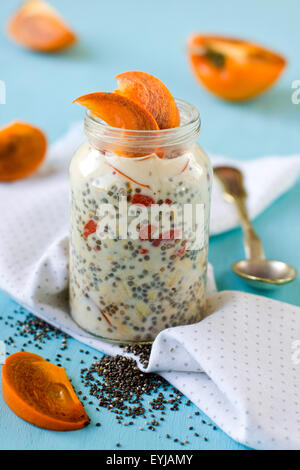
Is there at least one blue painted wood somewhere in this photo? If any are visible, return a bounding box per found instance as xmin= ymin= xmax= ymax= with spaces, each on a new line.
xmin=0 ymin=0 xmax=299 ymax=450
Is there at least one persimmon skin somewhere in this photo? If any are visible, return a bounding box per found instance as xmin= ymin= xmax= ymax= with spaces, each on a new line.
xmin=2 ymin=352 xmax=90 ymax=431
xmin=115 ymin=71 xmax=180 ymax=129
xmin=7 ymin=0 xmax=77 ymax=53
xmin=188 ymin=35 xmax=286 ymax=101
xmin=74 ymin=92 xmax=159 ymax=130
xmin=0 ymin=121 xmax=47 ymax=182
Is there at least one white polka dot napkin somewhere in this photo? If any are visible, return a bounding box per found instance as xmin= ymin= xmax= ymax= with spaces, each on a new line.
xmin=0 ymin=123 xmax=300 ymax=449
xmin=147 ymin=291 xmax=300 ymax=450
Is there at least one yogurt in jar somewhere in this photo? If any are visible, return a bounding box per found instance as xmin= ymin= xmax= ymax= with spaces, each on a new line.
xmin=69 ymin=100 xmax=212 ymax=343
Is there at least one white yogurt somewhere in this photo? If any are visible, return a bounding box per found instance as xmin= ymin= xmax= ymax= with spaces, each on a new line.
xmin=69 ymin=142 xmax=211 ymax=342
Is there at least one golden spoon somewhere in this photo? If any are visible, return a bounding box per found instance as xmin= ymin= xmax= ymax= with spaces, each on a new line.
xmin=214 ymin=166 xmax=297 ymax=289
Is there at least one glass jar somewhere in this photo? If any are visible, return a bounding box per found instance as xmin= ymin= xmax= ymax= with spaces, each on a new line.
xmin=69 ymin=99 xmax=212 ymax=343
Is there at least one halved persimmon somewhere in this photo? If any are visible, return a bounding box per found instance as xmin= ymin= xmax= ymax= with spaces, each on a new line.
xmin=2 ymin=352 xmax=90 ymax=431
xmin=74 ymin=92 xmax=159 ymax=130
xmin=187 ymin=35 xmax=286 ymax=101
xmin=7 ymin=0 xmax=77 ymax=53
xmin=0 ymin=121 xmax=47 ymax=182
xmin=115 ymin=71 xmax=180 ymax=129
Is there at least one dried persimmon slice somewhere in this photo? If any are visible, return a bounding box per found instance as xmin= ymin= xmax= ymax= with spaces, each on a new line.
xmin=187 ymin=35 xmax=286 ymax=101
xmin=0 ymin=121 xmax=47 ymax=182
xmin=74 ymin=92 xmax=159 ymax=130
xmin=7 ymin=0 xmax=77 ymax=53
xmin=2 ymin=352 xmax=90 ymax=431
xmin=115 ymin=71 xmax=180 ymax=129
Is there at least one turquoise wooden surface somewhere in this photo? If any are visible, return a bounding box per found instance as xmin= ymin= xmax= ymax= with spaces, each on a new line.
xmin=0 ymin=0 xmax=299 ymax=450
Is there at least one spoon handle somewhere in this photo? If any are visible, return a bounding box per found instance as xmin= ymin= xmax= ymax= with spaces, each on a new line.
xmin=214 ymin=166 xmax=265 ymax=261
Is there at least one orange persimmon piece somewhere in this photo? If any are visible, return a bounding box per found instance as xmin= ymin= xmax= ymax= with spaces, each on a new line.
xmin=74 ymin=92 xmax=159 ymax=130
xmin=115 ymin=71 xmax=180 ymax=129
xmin=2 ymin=352 xmax=90 ymax=431
xmin=0 ymin=121 xmax=47 ymax=182
xmin=187 ymin=35 xmax=286 ymax=101
xmin=7 ymin=0 xmax=77 ymax=53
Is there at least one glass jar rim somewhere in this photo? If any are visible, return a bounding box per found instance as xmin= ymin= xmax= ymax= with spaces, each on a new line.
xmin=84 ymin=98 xmax=201 ymax=150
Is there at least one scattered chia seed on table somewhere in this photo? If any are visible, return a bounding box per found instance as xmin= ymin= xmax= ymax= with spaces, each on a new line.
xmin=81 ymin=353 xmax=171 ymax=422
xmin=2 ymin=309 xmax=213 ymax=445
xmin=80 ymin=345 xmax=211 ymax=444
xmin=122 ymin=343 xmax=152 ymax=367
xmin=3 ymin=309 xmax=70 ymax=354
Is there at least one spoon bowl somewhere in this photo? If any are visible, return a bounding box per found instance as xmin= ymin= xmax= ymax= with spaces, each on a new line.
xmin=233 ymin=259 xmax=297 ymax=290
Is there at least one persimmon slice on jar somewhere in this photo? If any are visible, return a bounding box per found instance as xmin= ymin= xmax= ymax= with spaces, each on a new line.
xmin=187 ymin=35 xmax=286 ymax=101
xmin=7 ymin=0 xmax=77 ymax=53
xmin=2 ymin=352 xmax=90 ymax=431
xmin=0 ymin=121 xmax=47 ymax=182
xmin=74 ymin=92 xmax=159 ymax=131
xmin=115 ymin=71 xmax=180 ymax=129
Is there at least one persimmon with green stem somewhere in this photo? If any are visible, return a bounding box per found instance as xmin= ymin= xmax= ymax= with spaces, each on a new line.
xmin=187 ymin=35 xmax=286 ymax=101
